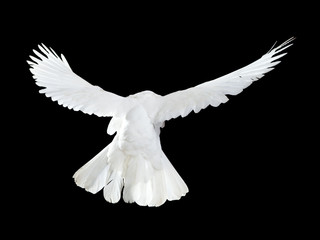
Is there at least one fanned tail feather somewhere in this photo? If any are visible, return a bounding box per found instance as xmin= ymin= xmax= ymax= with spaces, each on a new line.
xmin=73 ymin=139 xmax=125 ymax=204
xmin=73 ymin=138 xmax=188 ymax=206
xmin=123 ymin=153 xmax=188 ymax=206
xmin=73 ymin=145 xmax=110 ymax=194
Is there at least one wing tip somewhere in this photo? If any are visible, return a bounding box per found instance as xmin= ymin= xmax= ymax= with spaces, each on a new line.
xmin=38 ymin=43 xmax=50 ymax=54
xmin=271 ymin=36 xmax=295 ymax=54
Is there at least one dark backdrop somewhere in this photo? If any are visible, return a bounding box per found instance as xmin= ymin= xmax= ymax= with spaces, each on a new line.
xmin=4 ymin=2 xmax=312 ymax=238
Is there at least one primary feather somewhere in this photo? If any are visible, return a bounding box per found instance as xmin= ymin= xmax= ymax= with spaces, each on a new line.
xmin=28 ymin=38 xmax=294 ymax=206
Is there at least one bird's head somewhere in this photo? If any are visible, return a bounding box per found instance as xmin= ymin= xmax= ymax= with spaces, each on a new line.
xmin=129 ymin=90 xmax=158 ymax=101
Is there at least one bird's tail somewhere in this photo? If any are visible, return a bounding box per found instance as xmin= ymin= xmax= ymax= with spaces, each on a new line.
xmin=73 ymin=139 xmax=189 ymax=206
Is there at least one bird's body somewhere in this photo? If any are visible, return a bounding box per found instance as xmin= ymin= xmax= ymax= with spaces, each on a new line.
xmin=74 ymin=91 xmax=188 ymax=206
xmin=28 ymin=38 xmax=294 ymax=206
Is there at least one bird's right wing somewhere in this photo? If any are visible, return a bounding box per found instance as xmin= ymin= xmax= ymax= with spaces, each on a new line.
xmin=152 ymin=37 xmax=294 ymax=123
xmin=28 ymin=44 xmax=125 ymax=117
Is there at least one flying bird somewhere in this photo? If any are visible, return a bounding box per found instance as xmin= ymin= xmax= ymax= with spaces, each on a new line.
xmin=28 ymin=37 xmax=294 ymax=206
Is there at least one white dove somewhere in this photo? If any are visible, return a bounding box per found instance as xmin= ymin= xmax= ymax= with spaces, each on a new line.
xmin=28 ymin=37 xmax=294 ymax=206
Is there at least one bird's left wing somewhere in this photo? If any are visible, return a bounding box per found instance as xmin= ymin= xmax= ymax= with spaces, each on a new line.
xmin=28 ymin=44 xmax=125 ymax=117
xmin=153 ymin=37 xmax=294 ymax=123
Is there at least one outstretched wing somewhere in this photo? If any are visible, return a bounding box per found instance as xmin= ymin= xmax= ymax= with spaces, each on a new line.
xmin=154 ymin=37 xmax=294 ymax=123
xmin=28 ymin=44 xmax=124 ymax=117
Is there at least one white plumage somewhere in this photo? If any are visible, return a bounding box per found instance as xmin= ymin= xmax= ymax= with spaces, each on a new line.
xmin=28 ymin=37 xmax=294 ymax=206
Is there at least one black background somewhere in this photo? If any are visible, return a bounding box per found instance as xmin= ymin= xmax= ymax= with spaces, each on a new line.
xmin=4 ymin=2 xmax=314 ymax=238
